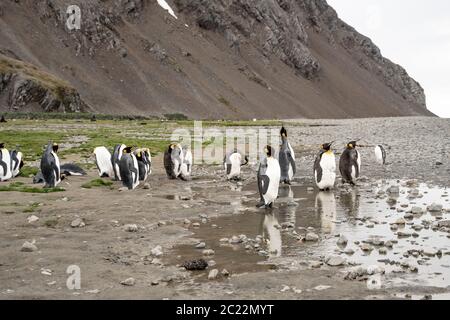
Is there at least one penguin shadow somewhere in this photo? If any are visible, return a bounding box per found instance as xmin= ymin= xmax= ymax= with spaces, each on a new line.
xmin=258 ymin=212 xmax=282 ymax=258
xmin=315 ymin=191 xmax=337 ymax=234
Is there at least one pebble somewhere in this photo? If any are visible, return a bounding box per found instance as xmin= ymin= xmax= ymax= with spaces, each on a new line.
xmin=326 ymin=256 xmax=346 ymax=267
xmin=387 ymin=186 xmax=400 ymax=194
xmin=314 ymin=285 xmax=331 ymax=291
xmin=411 ymin=207 xmax=423 ymax=214
xmin=379 ymin=248 xmax=388 ymax=255
xmin=360 ymin=244 xmax=373 ymax=252
xmin=221 ymin=269 xmax=230 ymax=277
xmin=192 ymin=223 xmax=200 ymax=228
xmin=124 ymin=224 xmax=138 ymax=232
xmin=428 ymin=203 xmax=443 ymax=212
xmin=219 ymin=238 xmax=229 ymax=243
xmin=151 ymin=245 xmax=163 ymax=257
xmin=71 ymin=218 xmax=85 ymax=228
xmin=202 ymin=249 xmax=215 ymax=256
xmin=344 ymin=248 xmax=355 ymax=255
xmin=183 ymin=219 xmax=191 ymax=225
xmin=305 ymin=232 xmax=319 ymax=242
xmin=195 ymin=242 xmax=206 ymax=249
xmin=27 ymin=215 xmax=39 ymax=223
xmin=230 ymin=236 xmax=242 ymax=244
xmin=120 ymin=278 xmax=136 ymax=286
xmin=21 ymin=241 xmax=38 ymax=252
xmin=309 ymin=261 xmax=322 ymax=268
xmin=337 ymin=235 xmax=348 ymax=246
xmin=208 ymin=269 xmax=219 ymax=280
xmin=143 ymin=183 xmax=150 ymax=189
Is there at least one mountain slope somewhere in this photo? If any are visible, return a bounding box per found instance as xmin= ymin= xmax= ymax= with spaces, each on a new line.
xmin=0 ymin=0 xmax=434 ymax=119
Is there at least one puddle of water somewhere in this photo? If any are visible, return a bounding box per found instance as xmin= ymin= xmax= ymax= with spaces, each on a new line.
xmin=169 ymin=180 xmax=450 ymax=288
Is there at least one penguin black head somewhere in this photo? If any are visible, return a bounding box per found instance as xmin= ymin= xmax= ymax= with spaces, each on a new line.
xmin=123 ymin=146 xmax=133 ymax=154
xmin=52 ymin=143 xmax=59 ymax=153
xmin=0 ymin=142 xmax=4 ymax=149
xmin=264 ymin=145 xmax=273 ymax=157
xmin=322 ymin=141 xmax=334 ymax=151
xmin=280 ymin=127 xmax=288 ymax=138
xmin=347 ymin=141 xmax=358 ymax=149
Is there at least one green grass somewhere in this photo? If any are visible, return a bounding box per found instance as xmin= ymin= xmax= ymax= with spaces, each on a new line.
xmin=23 ymin=202 xmax=41 ymax=213
xmin=0 ymin=182 xmax=65 ymax=193
xmin=19 ymin=166 xmax=39 ymax=177
xmin=0 ymin=130 xmax=68 ymax=161
xmin=81 ymin=178 xmax=113 ymax=189
xmin=44 ymin=219 xmax=58 ymax=228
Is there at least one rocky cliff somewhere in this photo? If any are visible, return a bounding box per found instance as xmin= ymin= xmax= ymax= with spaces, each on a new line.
xmin=0 ymin=0 xmax=433 ymax=118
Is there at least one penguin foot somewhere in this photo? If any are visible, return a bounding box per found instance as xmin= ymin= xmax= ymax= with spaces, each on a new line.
xmin=256 ymin=201 xmax=266 ymax=209
xmin=265 ymin=203 xmax=274 ymax=209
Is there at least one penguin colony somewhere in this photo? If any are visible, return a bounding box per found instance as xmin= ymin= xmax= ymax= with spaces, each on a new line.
xmin=0 ymin=126 xmax=386 ymax=209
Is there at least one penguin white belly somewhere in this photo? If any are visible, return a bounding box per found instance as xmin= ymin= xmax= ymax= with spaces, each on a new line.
xmin=95 ymin=147 xmax=114 ymax=177
xmin=52 ymin=151 xmax=61 ymax=186
xmin=180 ymin=149 xmax=192 ymax=178
xmin=0 ymin=149 xmax=12 ymax=181
xmin=316 ymin=153 xmax=336 ymax=190
xmin=263 ymin=158 xmax=281 ymax=205
xmin=357 ymin=150 xmax=361 ymax=173
xmin=131 ymin=154 xmax=140 ymax=189
xmin=228 ymin=153 xmax=241 ymax=179
xmin=374 ymin=146 xmax=383 ymax=165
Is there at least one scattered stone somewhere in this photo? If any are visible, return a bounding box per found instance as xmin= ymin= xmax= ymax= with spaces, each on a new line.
xmin=202 ymin=249 xmax=215 ymax=256
xmin=192 ymin=223 xmax=200 ymax=228
xmin=423 ymin=248 xmax=438 ymax=257
xmin=379 ymin=248 xmax=388 ymax=255
xmin=71 ymin=218 xmax=85 ymax=228
xmin=195 ymin=242 xmax=206 ymax=249
xmin=411 ymin=207 xmax=423 ymax=214
xmin=326 ymin=255 xmax=346 ymax=267
xmin=183 ymin=219 xmax=191 ymax=225
xmin=219 ymin=238 xmax=229 ymax=243
xmin=120 ymin=278 xmax=136 ymax=286
xmin=21 ymin=241 xmax=38 ymax=252
xmin=309 ymin=261 xmax=322 ymax=268
xmin=143 ymin=183 xmax=150 ymax=189
xmin=314 ymin=285 xmax=331 ymax=291
xmin=392 ymin=218 xmax=406 ymax=225
xmin=428 ymin=203 xmax=443 ymax=212
xmin=208 ymin=269 xmax=219 ymax=280
xmin=27 ymin=215 xmax=39 ymax=223
xmin=151 ymin=245 xmax=163 ymax=257
xmin=344 ymin=248 xmax=355 ymax=255
xmin=360 ymin=244 xmax=373 ymax=252
xmin=387 ymin=186 xmax=400 ymax=194
xmin=151 ymin=280 xmax=159 ymax=286
xmin=221 ymin=269 xmax=230 ymax=277
xmin=337 ymin=235 xmax=348 ymax=246
xmin=86 ymin=289 xmax=100 ymax=294
xmin=182 ymin=259 xmax=208 ymax=271
xmin=307 ymin=187 xmax=314 ymax=192
xmin=230 ymin=236 xmax=242 ymax=244
xmin=40 ymin=268 xmax=52 ymax=276
xmin=305 ymin=232 xmax=319 ymax=242
xmin=124 ymin=224 xmax=138 ymax=232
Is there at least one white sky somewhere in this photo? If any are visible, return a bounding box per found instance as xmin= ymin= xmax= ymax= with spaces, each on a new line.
xmin=327 ymin=0 xmax=450 ymax=118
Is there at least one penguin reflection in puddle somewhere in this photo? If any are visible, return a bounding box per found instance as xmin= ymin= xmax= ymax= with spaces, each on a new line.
xmin=338 ymin=187 xmax=360 ymax=217
xmin=277 ymin=185 xmax=296 ymax=227
xmin=315 ymin=191 xmax=337 ymax=234
xmin=260 ymin=213 xmax=282 ymax=257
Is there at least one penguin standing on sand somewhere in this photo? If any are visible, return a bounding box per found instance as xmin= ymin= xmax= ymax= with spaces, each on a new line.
xmin=339 ymin=140 xmax=361 ymax=185
xmin=278 ymin=127 xmax=296 ymax=185
xmin=164 ymin=143 xmax=183 ymax=179
xmin=10 ymin=150 xmax=24 ymax=178
xmin=112 ymin=144 xmax=126 ymax=181
xmin=94 ymin=146 xmax=114 ymax=178
xmin=180 ymin=146 xmax=193 ymax=181
xmin=224 ymin=150 xmax=249 ymax=181
xmin=134 ymin=148 xmax=151 ymax=181
xmin=314 ymin=142 xmax=336 ymax=191
xmin=119 ymin=146 xmax=139 ymax=190
xmin=0 ymin=143 xmax=12 ymax=181
xmin=374 ymin=145 xmax=386 ymax=165
xmin=40 ymin=142 xmax=61 ymax=188
xmin=257 ymin=145 xmax=281 ymax=209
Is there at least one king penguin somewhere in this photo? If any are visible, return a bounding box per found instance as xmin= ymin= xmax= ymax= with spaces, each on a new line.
xmin=94 ymin=146 xmax=114 ymax=178
xmin=134 ymin=148 xmax=152 ymax=181
xmin=40 ymin=142 xmax=61 ymax=188
xmin=339 ymin=140 xmax=361 ymax=185
xmin=112 ymin=144 xmax=126 ymax=181
xmin=180 ymin=146 xmax=193 ymax=181
xmin=314 ymin=142 xmax=336 ymax=191
xmin=374 ymin=145 xmax=386 ymax=165
xmin=224 ymin=150 xmax=249 ymax=181
xmin=0 ymin=143 xmax=12 ymax=181
xmin=278 ymin=127 xmax=296 ymax=185
xmin=10 ymin=150 xmax=24 ymax=178
xmin=164 ymin=143 xmax=183 ymax=179
xmin=118 ymin=146 xmax=140 ymax=190
xmin=257 ymin=145 xmax=281 ymax=209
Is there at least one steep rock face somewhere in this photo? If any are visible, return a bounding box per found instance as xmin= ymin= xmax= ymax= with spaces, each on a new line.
xmin=0 ymin=0 xmax=431 ymax=118
xmin=0 ymin=54 xmax=89 ymax=113
xmin=177 ymin=0 xmax=426 ymax=109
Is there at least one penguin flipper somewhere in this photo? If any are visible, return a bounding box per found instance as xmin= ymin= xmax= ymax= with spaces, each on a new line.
xmin=259 ymin=175 xmax=270 ymax=195
xmin=0 ymin=153 xmax=7 ymax=176
xmin=226 ymin=164 xmax=232 ymax=175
